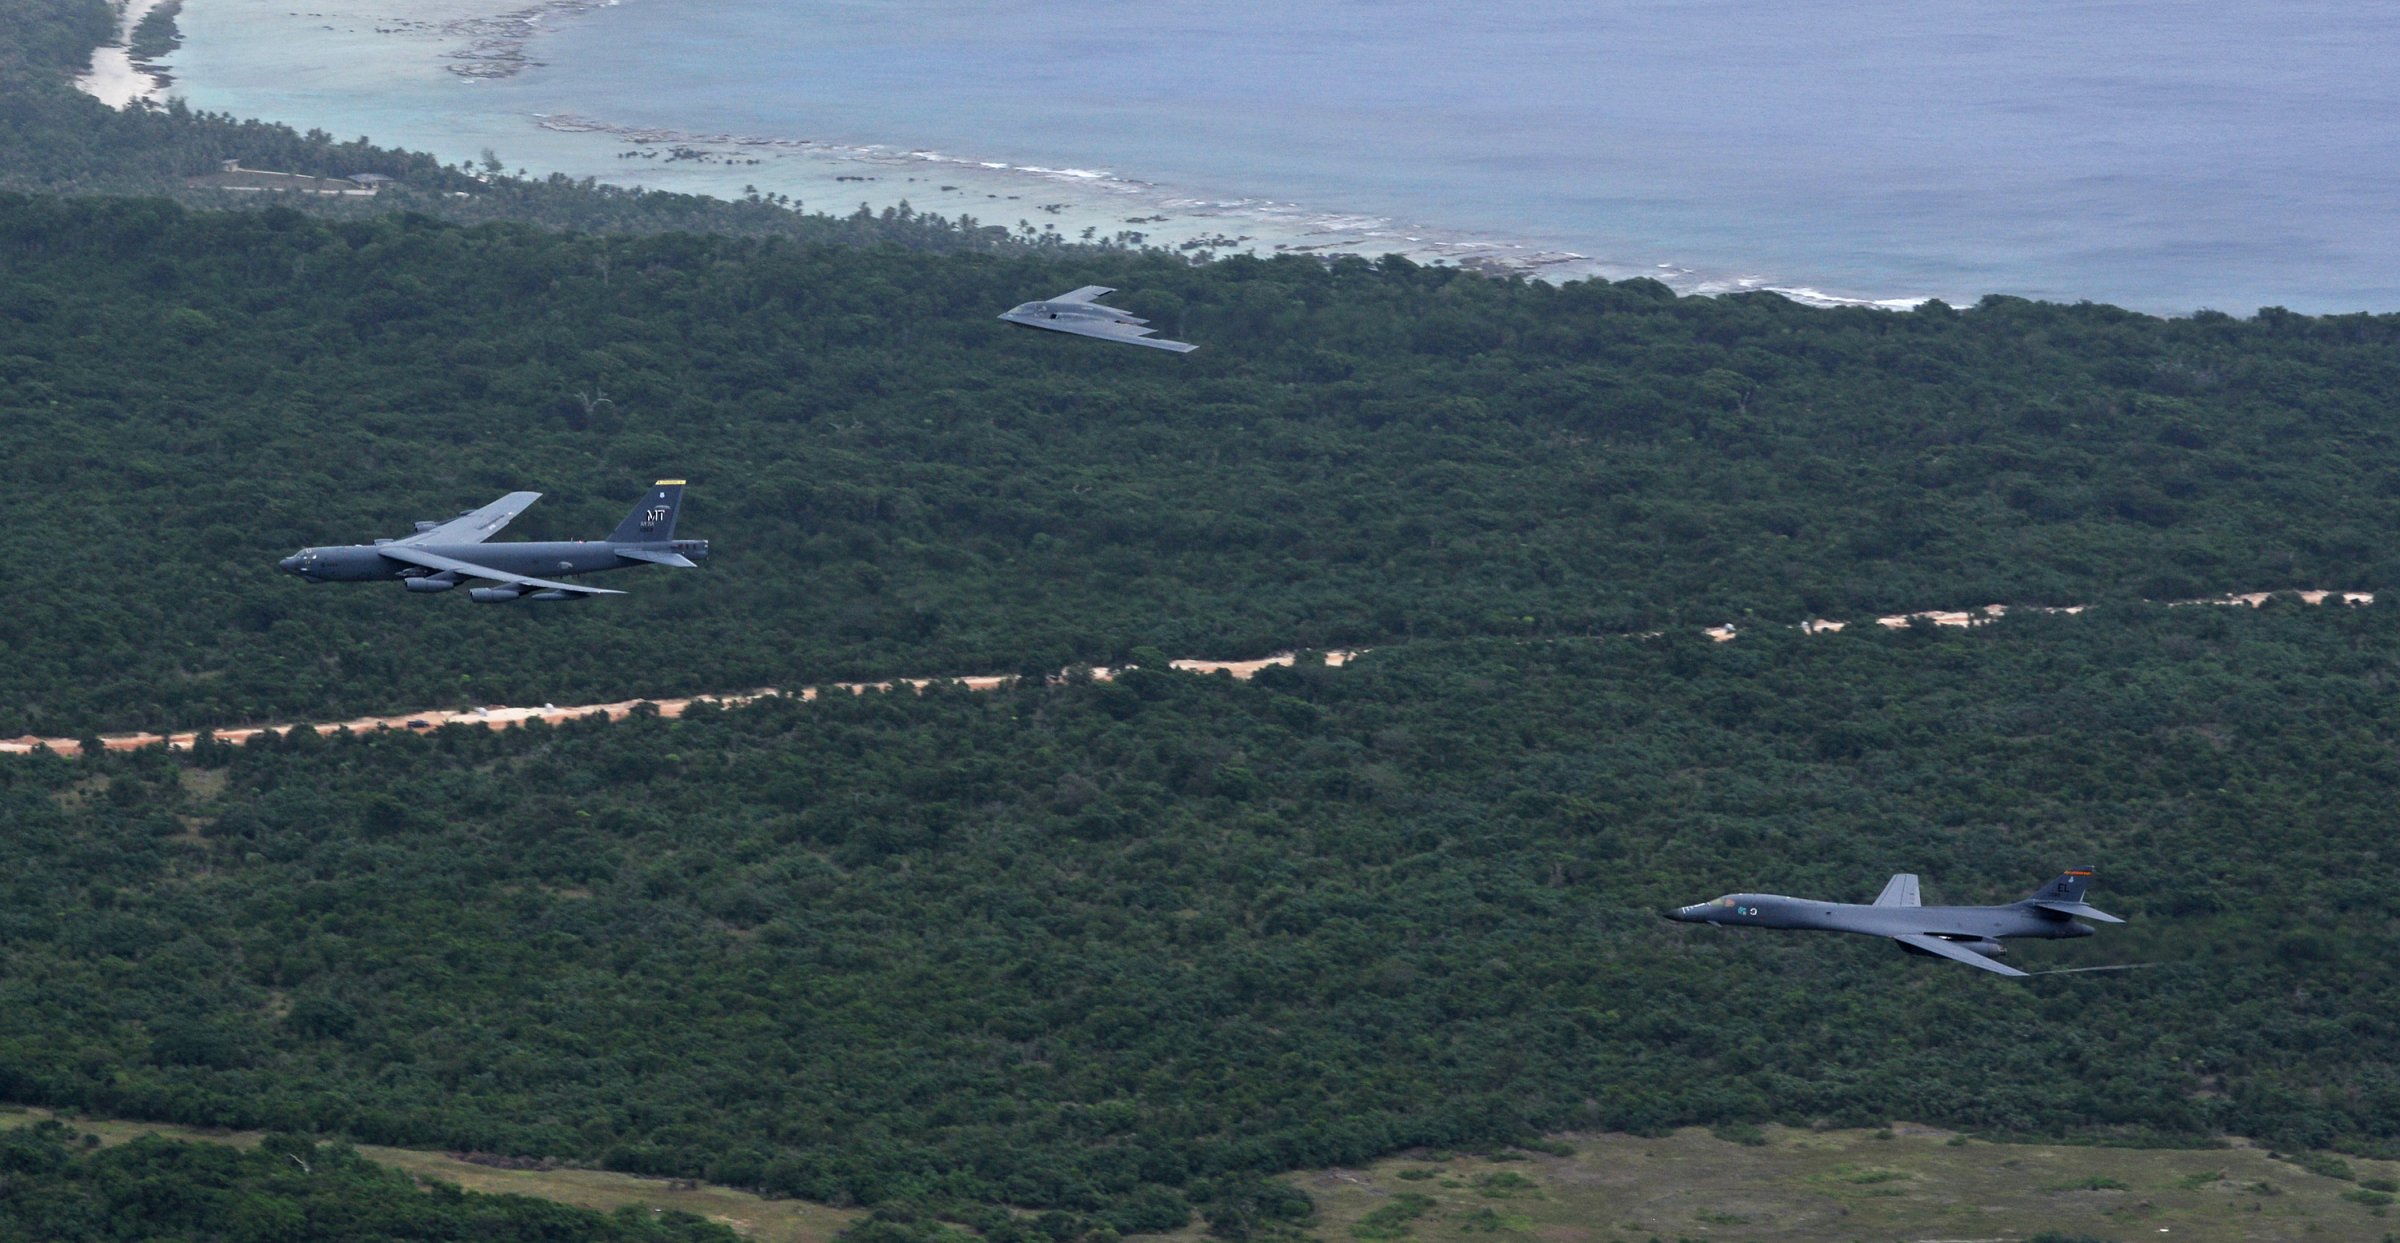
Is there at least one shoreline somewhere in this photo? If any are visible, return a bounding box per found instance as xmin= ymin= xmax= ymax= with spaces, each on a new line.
xmin=524 ymin=110 xmax=1658 ymax=286
xmin=518 ymin=108 xmax=1937 ymax=306
xmin=156 ymin=0 xmax=1950 ymax=305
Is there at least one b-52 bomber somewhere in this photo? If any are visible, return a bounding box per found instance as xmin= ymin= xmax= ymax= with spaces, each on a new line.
xmin=278 ymin=481 xmax=707 ymax=601
xmin=998 ymin=285 xmax=1197 ymax=352
xmin=1667 ymin=867 xmax=2124 ymax=977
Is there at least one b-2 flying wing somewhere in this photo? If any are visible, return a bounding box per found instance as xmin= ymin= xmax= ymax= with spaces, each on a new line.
xmin=279 ymin=480 xmax=709 ymax=602
xmin=1668 ymin=867 xmax=2122 ymax=977
xmin=998 ymin=285 xmax=1198 ymax=352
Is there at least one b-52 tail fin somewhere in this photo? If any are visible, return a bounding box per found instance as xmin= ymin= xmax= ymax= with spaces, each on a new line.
xmin=609 ymin=480 xmax=685 ymax=543
xmin=2023 ymin=866 xmax=2125 ymax=923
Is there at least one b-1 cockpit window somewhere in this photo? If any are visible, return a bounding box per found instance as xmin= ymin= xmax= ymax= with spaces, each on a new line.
xmin=1713 ymin=897 xmax=1737 ymax=907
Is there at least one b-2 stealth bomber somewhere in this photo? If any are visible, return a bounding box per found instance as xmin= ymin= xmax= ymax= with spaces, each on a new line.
xmin=998 ymin=285 xmax=1197 ymax=352
xmin=1666 ymin=867 xmax=2124 ymax=977
xmin=278 ymin=481 xmax=707 ymax=601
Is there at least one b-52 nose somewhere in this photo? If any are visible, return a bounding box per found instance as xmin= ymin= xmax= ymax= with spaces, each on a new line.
xmin=277 ymin=554 xmax=304 ymax=574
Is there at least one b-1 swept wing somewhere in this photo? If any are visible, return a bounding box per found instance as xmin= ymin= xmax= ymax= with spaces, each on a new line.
xmin=1668 ymin=867 xmax=2124 ymax=977
xmin=998 ymin=285 xmax=1197 ymax=352
xmin=278 ymin=481 xmax=709 ymax=602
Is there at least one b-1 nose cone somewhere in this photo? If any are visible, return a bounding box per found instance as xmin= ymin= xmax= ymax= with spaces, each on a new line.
xmin=1663 ymin=905 xmax=1695 ymax=922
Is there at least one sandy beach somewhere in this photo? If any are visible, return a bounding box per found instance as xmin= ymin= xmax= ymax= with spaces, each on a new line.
xmin=75 ymin=0 xmax=172 ymax=109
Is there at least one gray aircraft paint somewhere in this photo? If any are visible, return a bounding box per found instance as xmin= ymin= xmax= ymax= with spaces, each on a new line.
xmin=278 ymin=481 xmax=708 ymax=601
xmin=998 ymin=285 xmax=1198 ymax=352
xmin=1666 ymin=868 xmax=2123 ymax=977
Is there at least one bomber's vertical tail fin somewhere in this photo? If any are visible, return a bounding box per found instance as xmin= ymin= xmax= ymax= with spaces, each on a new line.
xmin=2023 ymin=866 xmax=2125 ymax=923
xmin=1872 ymin=873 xmax=1922 ymax=907
xmin=2025 ymin=867 xmax=2094 ymax=905
xmin=609 ymin=480 xmax=684 ymax=544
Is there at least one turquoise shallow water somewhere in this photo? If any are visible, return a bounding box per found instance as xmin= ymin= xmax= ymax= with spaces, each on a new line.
xmin=169 ymin=0 xmax=2400 ymax=313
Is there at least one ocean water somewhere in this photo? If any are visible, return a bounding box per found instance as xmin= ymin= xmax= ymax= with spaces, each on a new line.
xmin=165 ymin=0 xmax=2400 ymax=313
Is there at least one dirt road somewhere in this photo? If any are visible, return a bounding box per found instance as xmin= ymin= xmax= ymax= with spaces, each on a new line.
xmin=0 ymin=651 xmax=1363 ymax=757
xmin=3 ymin=586 xmax=2372 ymax=758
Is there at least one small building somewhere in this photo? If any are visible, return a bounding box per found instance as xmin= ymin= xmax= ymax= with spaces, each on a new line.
xmin=186 ymin=160 xmax=382 ymax=197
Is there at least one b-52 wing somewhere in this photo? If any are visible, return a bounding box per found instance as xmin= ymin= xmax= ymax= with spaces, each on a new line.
xmin=1890 ymin=932 xmax=2028 ymax=977
xmin=398 ymin=491 xmax=542 ymax=546
xmin=375 ymin=544 xmax=624 ymax=596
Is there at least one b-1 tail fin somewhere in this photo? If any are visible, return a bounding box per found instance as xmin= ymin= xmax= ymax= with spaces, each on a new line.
xmin=609 ymin=480 xmax=685 ymax=543
xmin=2024 ymin=866 xmax=2124 ymax=923
xmin=2026 ymin=867 xmax=2094 ymax=905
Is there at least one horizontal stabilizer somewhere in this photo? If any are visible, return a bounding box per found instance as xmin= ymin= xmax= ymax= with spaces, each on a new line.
xmin=2033 ymin=900 xmax=2125 ymax=924
xmin=615 ymin=548 xmax=699 ymax=568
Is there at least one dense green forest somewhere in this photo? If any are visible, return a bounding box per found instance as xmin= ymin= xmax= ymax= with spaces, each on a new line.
xmin=4 ymin=186 xmax=2400 ymax=735
xmin=8 ymin=3 xmax=2400 ymax=1239
xmin=4 ymin=609 xmax=2398 ymax=1234
xmin=0 ymin=1118 xmax=738 ymax=1242
xmin=4 ymin=0 xmax=2400 ymax=739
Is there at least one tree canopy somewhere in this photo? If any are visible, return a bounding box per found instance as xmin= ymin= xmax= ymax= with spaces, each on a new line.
xmin=2 ymin=190 xmax=2399 ymax=736
xmin=4 ymin=609 xmax=2399 ymax=1234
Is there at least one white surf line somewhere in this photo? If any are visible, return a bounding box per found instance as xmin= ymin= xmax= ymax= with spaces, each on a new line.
xmin=0 ymin=587 xmax=2377 ymax=759
xmin=76 ymin=0 xmax=171 ymax=110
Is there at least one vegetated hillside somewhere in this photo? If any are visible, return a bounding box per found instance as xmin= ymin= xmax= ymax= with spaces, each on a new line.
xmin=0 ymin=1119 xmax=738 ymax=1242
xmin=3 ymin=606 xmax=2395 ymax=1234
xmin=5 ymin=193 xmax=2400 ymax=734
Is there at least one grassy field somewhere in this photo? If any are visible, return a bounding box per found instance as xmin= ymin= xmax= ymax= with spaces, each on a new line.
xmin=1224 ymin=1125 xmax=2400 ymax=1243
xmin=0 ymin=1105 xmax=862 ymax=1242
xmin=12 ymin=1104 xmax=2399 ymax=1242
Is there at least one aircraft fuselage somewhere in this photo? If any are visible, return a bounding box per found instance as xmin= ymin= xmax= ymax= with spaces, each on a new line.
xmin=1667 ymin=894 xmax=2094 ymax=941
xmin=279 ymin=539 xmax=708 ymax=583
